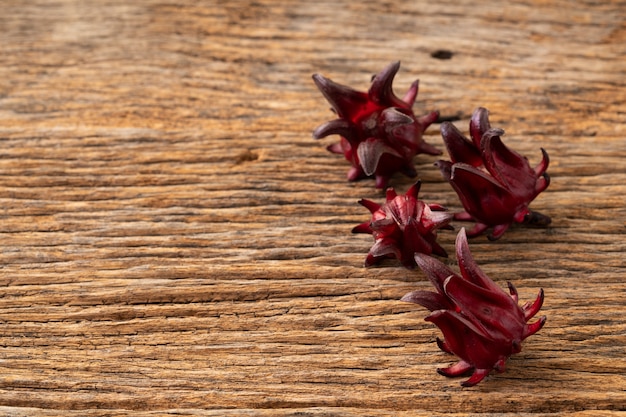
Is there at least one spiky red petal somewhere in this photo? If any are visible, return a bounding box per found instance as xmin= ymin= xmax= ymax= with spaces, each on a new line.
xmin=438 ymin=107 xmax=551 ymax=239
xmin=313 ymin=62 xmax=440 ymax=189
xmin=404 ymin=228 xmax=546 ymax=386
xmin=354 ymin=181 xmax=451 ymax=268
xmin=469 ymin=107 xmax=491 ymax=148
xmin=440 ymin=122 xmax=482 ymax=166
xmin=437 ymin=360 xmax=473 ymax=377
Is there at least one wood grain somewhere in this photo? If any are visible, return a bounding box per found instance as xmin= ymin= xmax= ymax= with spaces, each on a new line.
xmin=0 ymin=0 xmax=624 ymax=415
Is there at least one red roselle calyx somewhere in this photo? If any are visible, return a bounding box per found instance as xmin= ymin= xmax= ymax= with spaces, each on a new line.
xmin=353 ymin=181 xmax=452 ymax=268
xmin=312 ymin=61 xmax=440 ymax=189
xmin=402 ymin=228 xmax=546 ymax=387
xmin=436 ymin=107 xmax=551 ymax=240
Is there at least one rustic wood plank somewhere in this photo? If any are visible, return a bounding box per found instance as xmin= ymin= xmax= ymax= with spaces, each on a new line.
xmin=0 ymin=0 xmax=624 ymax=414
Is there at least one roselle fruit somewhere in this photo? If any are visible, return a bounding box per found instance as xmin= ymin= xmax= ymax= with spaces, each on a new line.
xmin=312 ymin=61 xmax=440 ymax=189
xmin=436 ymin=107 xmax=551 ymax=240
xmin=352 ymin=181 xmax=452 ymax=268
xmin=402 ymin=228 xmax=546 ymax=387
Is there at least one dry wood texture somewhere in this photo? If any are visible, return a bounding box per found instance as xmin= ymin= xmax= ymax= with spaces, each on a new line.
xmin=0 ymin=0 xmax=625 ymax=415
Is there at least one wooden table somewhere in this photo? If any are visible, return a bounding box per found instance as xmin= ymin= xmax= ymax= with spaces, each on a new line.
xmin=0 ymin=0 xmax=624 ymax=415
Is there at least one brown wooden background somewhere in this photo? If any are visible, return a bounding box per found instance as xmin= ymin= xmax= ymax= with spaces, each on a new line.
xmin=0 ymin=0 xmax=624 ymax=415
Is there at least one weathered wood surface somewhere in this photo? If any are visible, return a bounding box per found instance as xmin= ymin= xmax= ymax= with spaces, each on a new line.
xmin=0 ymin=0 xmax=624 ymax=415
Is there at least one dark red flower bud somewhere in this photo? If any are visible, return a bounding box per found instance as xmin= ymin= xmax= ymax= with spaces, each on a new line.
xmin=402 ymin=228 xmax=546 ymax=386
xmin=436 ymin=107 xmax=551 ymax=240
xmin=313 ymin=61 xmax=440 ymax=189
xmin=353 ymin=181 xmax=452 ymax=268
